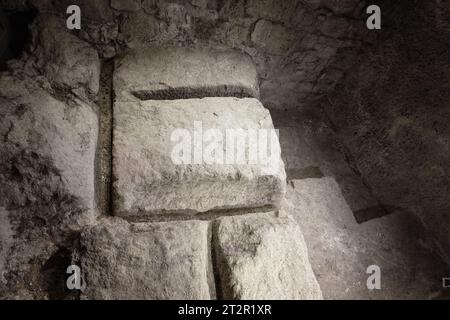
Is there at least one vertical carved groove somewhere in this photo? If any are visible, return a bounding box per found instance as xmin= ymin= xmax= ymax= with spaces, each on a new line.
xmin=96 ymin=59 xmax=114 ymax=216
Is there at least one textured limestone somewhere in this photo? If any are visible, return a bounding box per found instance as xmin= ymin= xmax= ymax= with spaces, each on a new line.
xmin=213 ymin=212 xmax=322 ymax=300
xmin=113 ymin=97 xmax=286 ymax=217
xmin=30 ymin=15 xmax=100 ymax=95
xmin=0 ymin=8 xmax=102 ymax=299
xmin=251 ymin=19 xmax=295 ymax=55
xmin=0 ymin=73 xmax=98 ymax=227
xmin=114 ymin=46 xmax=259 ymax=101
xmin=119 ymin=10 xmax=162 ymax=44
xmin=80 ymin=218 xmax=213 ymax=300
xmin=16 ymin=0 xmax=386 ymax=112
xmin=0 ymin=72 xmax=98 ymax=298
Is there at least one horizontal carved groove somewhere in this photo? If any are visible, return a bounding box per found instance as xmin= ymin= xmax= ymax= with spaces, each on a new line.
xmin=131 ymin=85 xmax=258 ymax=101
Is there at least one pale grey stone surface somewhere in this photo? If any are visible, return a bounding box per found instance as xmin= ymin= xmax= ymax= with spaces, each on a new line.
xmin=114 ymin=46 xmax=259 ymax=101
xmin=0 ymin=73 xmax=98 ymax=298
xmin=80 ymin=218 xmax=213 ymax=300
xmin=213 ymin=212 xmax=323 ymax=300
xmin=113 ymin=97 xmax=286 ymax=217
xmin=0 ymin=73 xmax=98 ymax=228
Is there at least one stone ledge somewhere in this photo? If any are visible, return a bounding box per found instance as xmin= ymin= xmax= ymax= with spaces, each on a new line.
xmin=114 ymin=46 xmax=259 ymax=102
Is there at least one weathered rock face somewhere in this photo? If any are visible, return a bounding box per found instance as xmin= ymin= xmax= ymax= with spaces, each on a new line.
xmin=50 ymin=0 xmax=388 ymax=111
xmin=0 ymin=72 xmax=98 ymax=298
xmin=0 ymin=0 xmax=399 ymax=109
xmin=0 ymin=73 xmax=98 ymax=231
xmin=80 ymin=218 xmax=213 ymax=300
xmin=114 ymin=46 xmax=259 ymax=101
xmin=213 ymin=213 xmax=322 ymax=300
xmin=0 ymin=6 xmax=102 ymax=298
xmin=113 ymin=97 xmax=286 ymax=217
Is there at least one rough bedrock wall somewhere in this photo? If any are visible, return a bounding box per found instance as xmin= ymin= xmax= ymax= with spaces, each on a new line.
xmin=1 ymin=0 xmax=401 ymax=111
xmin=322 ymin=0 xmax=450 ymax=263
xmin=0 ymin=13 xmax=100 ymax=298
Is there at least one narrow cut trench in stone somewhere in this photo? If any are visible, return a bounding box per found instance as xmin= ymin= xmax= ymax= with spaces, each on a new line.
xmin=209 ymin=221 xmax=223 ymax=300
xmin=96 ymin=59 xmax=114 ymax=216
xmin=121 ymin=205 xmax=277 ymax=223
xmin=131 ymin=85 xmax=258 ymax=101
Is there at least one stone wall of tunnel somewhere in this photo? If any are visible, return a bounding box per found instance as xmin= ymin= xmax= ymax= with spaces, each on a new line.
xmin=320 ymin=0 xmax=450 ymax=264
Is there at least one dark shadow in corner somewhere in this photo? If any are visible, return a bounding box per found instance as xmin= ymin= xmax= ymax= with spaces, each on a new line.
xmin=0 ymin=8 xmax=37 ymax=71
xmin=41 ymin=246 xmax=79 ymax=300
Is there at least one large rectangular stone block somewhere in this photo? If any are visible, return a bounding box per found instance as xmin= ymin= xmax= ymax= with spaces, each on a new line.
xmin=114 ymin=46 xmax=259 ymax=101
xmin=80 ymin=219 xmax=213 ymax=300
xmin=112 ymin=97 xmax=286 ymax=217
xmin=213 ymin=212 xmax=323 ymax=300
